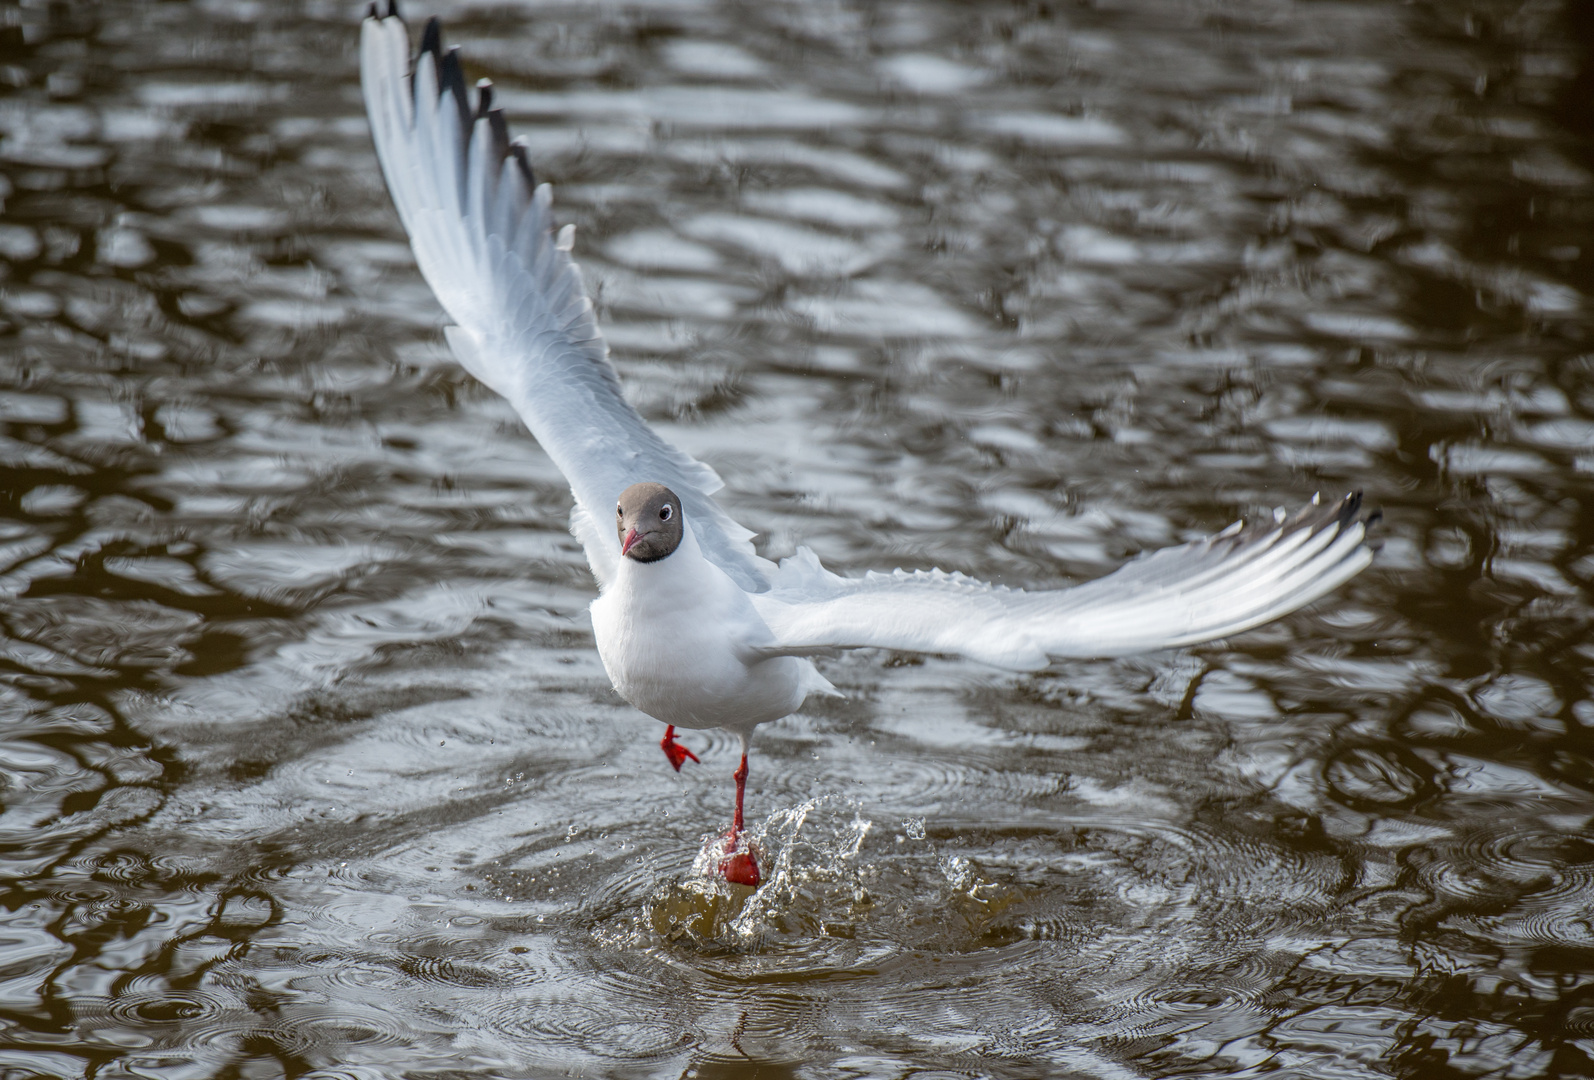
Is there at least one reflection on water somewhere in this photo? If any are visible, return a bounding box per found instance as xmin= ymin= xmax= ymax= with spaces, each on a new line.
xmin=1 ymin=0 xmax=1592 ymax=1075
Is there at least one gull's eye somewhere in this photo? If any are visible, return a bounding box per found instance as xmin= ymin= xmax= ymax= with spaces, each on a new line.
xmin=616 ymin=505 xmax=623 ymax=517
xmin=659 ymin=504 xmax=673 ymax=521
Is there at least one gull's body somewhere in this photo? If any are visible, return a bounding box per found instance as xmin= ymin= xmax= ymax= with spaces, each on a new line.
xmin=590 ymin=522 xmax=817 ymax=736
xmin=358 ymin=5 xmax=1377 ymax=887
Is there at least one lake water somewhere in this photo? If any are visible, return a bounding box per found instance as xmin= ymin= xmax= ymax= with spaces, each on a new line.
xmin=2 ymin=0 xmax=1593 ymax=1076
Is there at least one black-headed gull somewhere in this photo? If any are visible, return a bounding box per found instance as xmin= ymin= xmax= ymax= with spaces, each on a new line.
xmin=360 ymin=6 xmax=1375 ymax=888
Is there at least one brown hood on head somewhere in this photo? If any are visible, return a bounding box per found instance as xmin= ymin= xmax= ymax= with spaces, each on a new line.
xmin=616 ymin=482 xmax=684 ymax=563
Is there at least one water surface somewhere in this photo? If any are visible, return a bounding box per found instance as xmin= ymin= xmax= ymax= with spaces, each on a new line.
xmin=2 ymin=0 xmax=1594 ymax=1076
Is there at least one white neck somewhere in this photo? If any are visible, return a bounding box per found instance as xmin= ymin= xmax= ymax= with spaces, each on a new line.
xmin=613 ymin=521 xmax=715 ymax=596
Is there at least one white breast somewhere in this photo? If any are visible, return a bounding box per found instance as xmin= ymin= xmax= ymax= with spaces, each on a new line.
xmin=590 ymin=525 xmax=808 ymax=732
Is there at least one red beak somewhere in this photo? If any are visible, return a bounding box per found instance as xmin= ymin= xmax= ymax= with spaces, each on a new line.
xmin=621 ymin=528 xmax=640 ymax=556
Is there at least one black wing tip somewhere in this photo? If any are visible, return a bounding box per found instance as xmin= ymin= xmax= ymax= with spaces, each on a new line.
xmin=1343 ymin=491 xmax=1384 ymax=551
xmin=1216 ymin=490 xmax=1374 ymax=551
xmin=509 ymin=138 xmax=537 ymax=187
xmin=1338 ymin=490 xmax=1378 ymax=531
xmin=1297 ymin=490 xmax=1369 ymax=534
xmin=420 ymin=15 xmax=442 ymax=57
xmin=1298 ymin=490 xmax=1380 ymax=551
xmin=439 ymin=45 xmax=472 ymax=126
xmin=487 ymin=107 xmax=511 ymax=159
xmin=395 ymin=12 xmax=543 ymax=203
xmin=1334 ymin=490 xmax=1361 ymax=526
xmin=365 ymin=0 xmax=398 ymax=19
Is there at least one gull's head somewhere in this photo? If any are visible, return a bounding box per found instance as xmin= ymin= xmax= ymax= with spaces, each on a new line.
xmin=616 ymin=482 xmax=683 ymax=563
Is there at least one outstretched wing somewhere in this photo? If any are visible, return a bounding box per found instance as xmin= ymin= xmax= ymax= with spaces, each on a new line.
xmin=360 ymin=7 xmax=771 ymax=592
xmin=748 ymin=493 xmax=1375 ymax=670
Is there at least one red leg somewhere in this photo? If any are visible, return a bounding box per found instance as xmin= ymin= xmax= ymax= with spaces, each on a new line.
xmin=732 ymin=752 xmax=749 ymax=833
xmin=660 ymin=725 xmax=699 ymax=772
xmin=720 ymin=744 xmax=760 ymax=887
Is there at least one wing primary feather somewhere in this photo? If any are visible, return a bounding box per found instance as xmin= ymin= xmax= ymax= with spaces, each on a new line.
xmin=487 ymin=108 xmax=511 ymax=163
xmin=466 ymin=115 xmax=496 ymax=241
xmin=385 ymin=0 xmax=399 ymax=16
xmin=438 ymin=47 xmax=473 ymax=173
xmin=409 ymin=39 xmax=442 ymax=215
xmin=519 ymin=180 xmax=554 ymax=274
xmin=474 ymin=77 xmax=494 ymax=118
xmin=492 ymin=156 xmax=523 ymax=242
xmin=508 ymin=137 xmax=536 ymax=189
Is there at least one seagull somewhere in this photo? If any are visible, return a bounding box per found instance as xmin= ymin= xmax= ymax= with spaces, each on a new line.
xmin=359 ymin=4 xmax=1376 ymax=888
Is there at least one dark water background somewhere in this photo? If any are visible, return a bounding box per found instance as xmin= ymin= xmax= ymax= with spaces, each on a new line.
xmin=2 ymin=0 xmax=1594 ymax=1076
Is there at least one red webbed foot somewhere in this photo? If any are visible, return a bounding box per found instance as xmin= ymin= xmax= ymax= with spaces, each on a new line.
xmin=719 ymin=831 xmax=760 ymax=888
xmin=660 ymin=725 xmax=699 ymax=772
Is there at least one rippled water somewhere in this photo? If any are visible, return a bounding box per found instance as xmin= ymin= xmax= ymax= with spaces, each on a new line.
xmin=2 ymin=0 xmax=1593 ymax=1075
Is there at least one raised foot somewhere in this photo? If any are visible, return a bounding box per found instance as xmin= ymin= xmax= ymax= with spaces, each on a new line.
xmin=719 ymin=831 xmax=760 ymax=888
xmin=660 ymin=725 xmax=699 ymax=772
